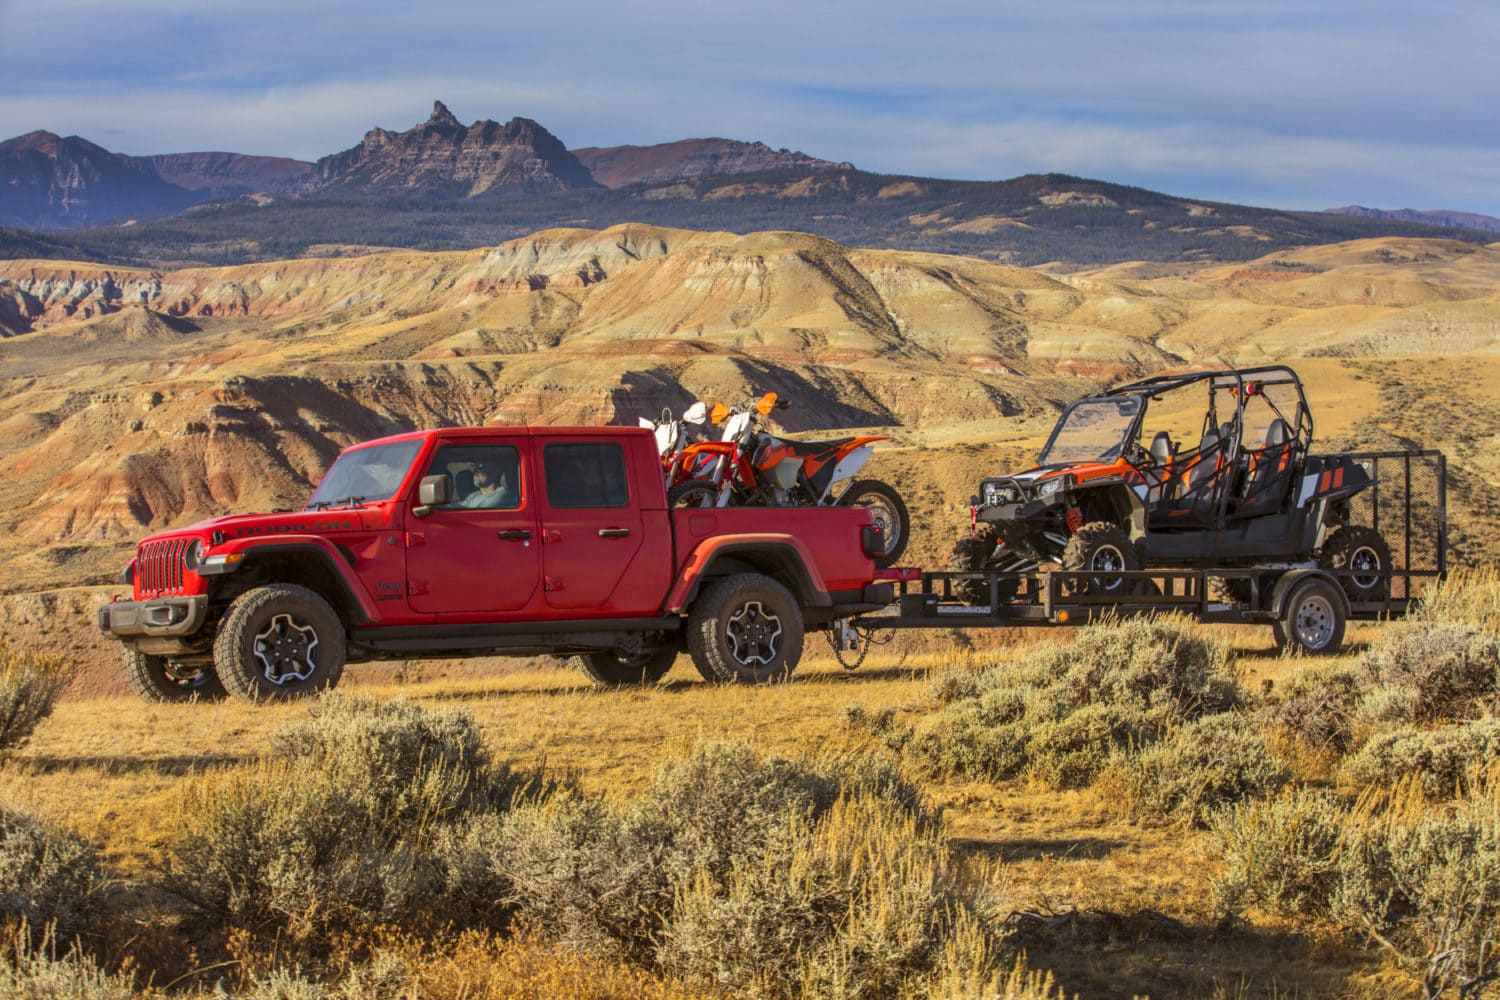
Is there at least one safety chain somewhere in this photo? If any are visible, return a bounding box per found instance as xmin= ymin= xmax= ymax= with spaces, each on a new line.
xmin=825 ymin=620 xmax=896 ymax=671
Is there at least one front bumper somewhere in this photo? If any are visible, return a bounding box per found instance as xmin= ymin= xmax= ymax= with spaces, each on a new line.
xmin=98 ymin=595 xmax=208 ymax=640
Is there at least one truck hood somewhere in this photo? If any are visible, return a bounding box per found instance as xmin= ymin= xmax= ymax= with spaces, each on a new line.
xmin=177 ymin=504 xmax=391 ymax=541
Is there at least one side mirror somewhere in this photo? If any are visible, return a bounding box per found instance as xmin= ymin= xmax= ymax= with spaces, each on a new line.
xmin=683 ymin=401 xmax=708 ymax=424
xmin=414 ymin=474 xmax=451 ymax=518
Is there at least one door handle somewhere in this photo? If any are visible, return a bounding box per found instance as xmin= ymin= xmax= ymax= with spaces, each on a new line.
xmin=597 ymin=528 xmax=632 ymax=538
xmin=497 ymin=529 xmax=532 ymax=541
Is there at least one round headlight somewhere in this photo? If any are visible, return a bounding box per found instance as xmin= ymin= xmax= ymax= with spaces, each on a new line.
xmin=183 ymin=539 xmax=204 ymax=571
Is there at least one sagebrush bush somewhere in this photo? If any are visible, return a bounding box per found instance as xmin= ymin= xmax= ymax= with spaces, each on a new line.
xmin=1356 ymin=623 xmax=1500 ymax=725
xmin=1212 ymin=766 xmax=1500 ymax=997
xmin=1344 ymin=717 xmax=1500 ymax=798
xmin=1210 ymin=787 xmax=1348 ymax=918
xmin=1117 ymin=712 xmax=1290 ymax=827
xmin=165 ymin=693 xmax=553 ymax=941
xmin=0 ymin=930 xmax=134 ymax=1000
xmin=900 ymin=617 xmax=1239 ymax=789
xmin=1413 ymin=569 xmax=1500 ymax=634
xmin=0 ymin=634 xmax=72 ymax=758
xmin=0 ymin=802 xmax=101 ymax=944
xmin=1260 ymin=660 xmax=1364 ymax=753
xmin=479 ymin=740 xmax=998 ymax=997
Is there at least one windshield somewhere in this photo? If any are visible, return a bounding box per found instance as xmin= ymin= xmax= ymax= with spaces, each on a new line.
xmin=307 ymin=439 xmax=423 ymax=508
xmin=1039 ymin=396 xmax=1142 ymax=465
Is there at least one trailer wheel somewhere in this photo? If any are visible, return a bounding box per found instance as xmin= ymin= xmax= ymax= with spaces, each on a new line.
xmin=123 ymin=648 xmax=227 ymax=703
xmin=1061 ymin=522 xmax=1139 ymax=596
xmin=1321 ymin=526 xmax=1393 ymax=603
xmin=687 ymin=573 xmax=804 ymax=684
xmin=1275 ymin=578 xmax=1346 ymax=655
xmin=577 ymin=647 xmax=677 ymax=686
xmin=214 ymin=583 xmax=346 ymax=701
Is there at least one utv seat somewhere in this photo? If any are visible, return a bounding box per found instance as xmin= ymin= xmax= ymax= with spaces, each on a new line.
xmin=1231 ymin=419 xmax=1294 ymax=519
xmin=1156 ymin=427 xmax=1230 ymax=526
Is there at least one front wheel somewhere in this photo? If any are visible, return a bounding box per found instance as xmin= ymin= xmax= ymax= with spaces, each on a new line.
xmin=839 ymin=479 xmax=910 ymax=568
xmin=668 ymin=479 xmax=720 ymax=509
xmin=1060 ymin=522 xmax=1139 ymax=596
xmin=686 ymin=573 xmax=804 ymax=684
xmin=214 ymin=584 xmax=346 ymax=701
xmin=123 ymin=648 xmax=227 ymax=703
xmin=577 ymin=647 xmax=677 ymax=686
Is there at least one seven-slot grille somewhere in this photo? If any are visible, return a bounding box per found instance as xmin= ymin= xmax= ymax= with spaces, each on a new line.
xmin=137 ymin=537 xmax=193 ymax=596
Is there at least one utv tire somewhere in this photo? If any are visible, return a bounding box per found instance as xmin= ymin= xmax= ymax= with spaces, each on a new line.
xmin=687 ymin=573 xmax=804 ymax=684
xmin=214 ymin=583 xmax=346 ymax=701
xmin=668 ymin=479 xmax=719 ymax=508
xmin=1321 ymin=526 xmax=1392 ymax=603
xmin=948 ymin=525 xmax=1020 ymax=605
xmin=1275 ymin=578 xmax=1346 ymax=656
xmin=123 ymin=648 xmax=227 ymax=703
xmin=1061 ymin=522 xmax=1139 ymax=596
xmin=577 ymin=647 xmax=677 ymax=686
xmin=839 ymin=479 xmax=910 ymax=568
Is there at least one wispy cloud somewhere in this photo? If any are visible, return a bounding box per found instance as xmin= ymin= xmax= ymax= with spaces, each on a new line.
xmin=2 ymin=0 xmax=1496 ymax=214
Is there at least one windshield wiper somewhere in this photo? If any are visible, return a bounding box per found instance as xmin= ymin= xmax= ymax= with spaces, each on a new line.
xmin=305 ymin=496 xmax=366 ymax=511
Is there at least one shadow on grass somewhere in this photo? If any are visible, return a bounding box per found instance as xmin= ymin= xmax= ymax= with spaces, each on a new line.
xmin=18 ymin=753 xmax=256 ymax=776
xmin=950 ymin=835 xmax=1127 ymax=861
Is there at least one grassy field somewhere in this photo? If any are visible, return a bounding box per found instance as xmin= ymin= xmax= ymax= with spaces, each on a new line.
xmin=8 ymin=600 xmax=1493 ymax=999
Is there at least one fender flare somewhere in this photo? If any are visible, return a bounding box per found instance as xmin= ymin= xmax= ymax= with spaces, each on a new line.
xmin=664 ymin=534 xmax=831 ymax=614
xmin=1268 ymin=568 xmax=1349 ymax=621
xmin=203 ymin=537 xmax=381 ymax=624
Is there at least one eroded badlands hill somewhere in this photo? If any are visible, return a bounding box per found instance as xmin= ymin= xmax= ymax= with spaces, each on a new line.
xmin=2 ymin=225 xmax=1499 ymax=595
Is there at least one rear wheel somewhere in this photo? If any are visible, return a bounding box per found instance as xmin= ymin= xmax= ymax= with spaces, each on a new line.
xmin=1061 ymin=522 xmax=1139 ymax=596
xmin=123 ymin=648 xmax=227 ymax=703
xmin=577 ymin=647 xmax=677 ymax=686
xmin=687 ymin=573 xmax=804 ymax=684
xmin=839 ymin=479 xmax=910 ymax=568
xmin=1275 ymin=578 xmax=1346 ymax=655
xmin=1321 ymin=526 xmax=1392 ymax=603
xmin=214 ymin=584 xmax=346 ymax=701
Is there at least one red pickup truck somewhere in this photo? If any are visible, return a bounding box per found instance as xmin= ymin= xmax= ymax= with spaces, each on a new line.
xmin=99 ymin=426 xmax=892 ymax=702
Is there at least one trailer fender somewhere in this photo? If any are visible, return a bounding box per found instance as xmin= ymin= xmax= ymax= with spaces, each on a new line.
xmin=1268 ymin=568 xmax=1349 ymax=621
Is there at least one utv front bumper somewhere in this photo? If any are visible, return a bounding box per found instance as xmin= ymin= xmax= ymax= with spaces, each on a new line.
xmin=98 ymin=595 xmax=208 ymax=640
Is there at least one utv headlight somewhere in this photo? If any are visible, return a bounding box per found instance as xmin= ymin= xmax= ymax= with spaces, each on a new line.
xmin=1037 ymin=478 xmax=1064 ymax=498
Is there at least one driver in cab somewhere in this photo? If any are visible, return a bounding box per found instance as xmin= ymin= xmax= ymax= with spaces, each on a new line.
xmin=460 ymin=460 xmax=515 ymax=508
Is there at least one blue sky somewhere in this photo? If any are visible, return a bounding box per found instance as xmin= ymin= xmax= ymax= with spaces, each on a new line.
xmin=2 ymin=0 xmax=1497 ymax=216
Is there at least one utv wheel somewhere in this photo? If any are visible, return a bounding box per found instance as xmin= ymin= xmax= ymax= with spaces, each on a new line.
xmin=947 ymin=524 xmax=1020 ymax=605
xmin=214 ymin=584 xmax=346 ymax=701
xmin=123 ymin=648 xmax=227 ymax=703
xmin=668 ymin=479 xmax=719 ymax=508
xmin=687 ymin=573 xmax=804 ymax=684
xmin=577 ymin=647 xmax=677 ymax=686
xmin=1321 ymin=526 xmax=1393 ymax=603
xmin=839 ymin=479 xmax=910 ymax=568
xmin=1276 ymin=578 xmax=1346 ymax=656
xmin=1061 ymin=522 xmax=1139 ymax=596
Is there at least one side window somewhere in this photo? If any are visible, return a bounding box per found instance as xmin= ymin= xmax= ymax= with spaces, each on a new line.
xmin=424 ymin=444 xmax=522 ymax=510
xmin=544 ymin=442 xmax=629 ymax=509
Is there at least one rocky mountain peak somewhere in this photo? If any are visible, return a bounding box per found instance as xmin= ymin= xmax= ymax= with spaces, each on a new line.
xmin=428 ymin=100 xmax=461 ymax=127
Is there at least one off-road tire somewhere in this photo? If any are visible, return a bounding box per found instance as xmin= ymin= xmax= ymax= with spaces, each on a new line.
xmin=839 ymin=479 xmax=910 ymax=568
xmin=577 ymin=647 xmax=677 ymax=687
xmin=686 ymin=573 xmax=804 ymax=684
xmin=214 ymin=583 xmax=346 ymax=701
xmin=947 ymin=525 xmax=1020 ymax=605
xmin=1061 ymin=522 xmax=1139 ymax=596
xmin=1275 ymin=578 xmax=1346 ymax=656
xmin=123 ymin=648 xmax=227 ymax=703
xmin=1320 ymin=526 xmax=1393 ymax=603
xmin=668 ymin=479 xmax=719 ymax=509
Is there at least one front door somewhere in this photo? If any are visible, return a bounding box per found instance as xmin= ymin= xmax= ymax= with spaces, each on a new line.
xmin=404 ymin=439 xmax=540 ymax=614
xmin=538 ymin=439 xmax=644 ymax=611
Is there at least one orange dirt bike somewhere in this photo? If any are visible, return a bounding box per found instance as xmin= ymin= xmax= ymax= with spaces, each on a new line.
xmin=668 ymin=392 xmax=910 ymax=567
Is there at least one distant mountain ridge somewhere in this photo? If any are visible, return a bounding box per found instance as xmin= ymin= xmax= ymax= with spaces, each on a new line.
xmin=572 ymin=138 xmax=851 ymax=188
xmin=1327 ymin=205 xmax=1500 ymax=234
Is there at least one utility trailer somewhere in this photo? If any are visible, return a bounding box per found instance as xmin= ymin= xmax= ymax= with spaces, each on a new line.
xmin=850 ymin=450 xmax=1446 ymax=655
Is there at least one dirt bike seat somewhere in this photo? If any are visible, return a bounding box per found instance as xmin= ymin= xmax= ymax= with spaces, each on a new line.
xmin=776 ymin=438 xmax=858 ymax=459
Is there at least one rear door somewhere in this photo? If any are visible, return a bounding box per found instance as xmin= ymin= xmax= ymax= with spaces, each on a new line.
xmin=404 ymin=437 xmax=541 ymax=614
xmin=538 ymin=438 xmax=644 ymax=611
